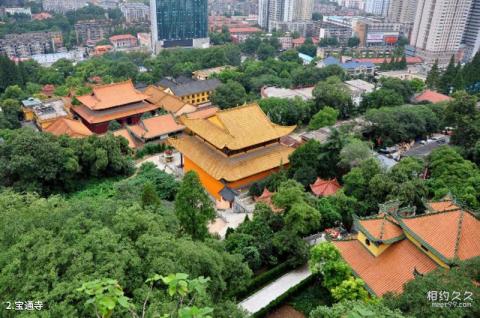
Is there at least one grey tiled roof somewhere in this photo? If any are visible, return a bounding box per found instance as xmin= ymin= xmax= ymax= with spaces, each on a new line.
xmin=158 ymin=77 xmax=221 ymax=97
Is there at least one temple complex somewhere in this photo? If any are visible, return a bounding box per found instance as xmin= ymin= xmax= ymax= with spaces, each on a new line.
xmin=72 ymin=80 xmax=159 ymax=134
xmin=169 ymin=104 xmax=296 ymax=205
xmin=333 ymin=199 xmax=480 ymax=296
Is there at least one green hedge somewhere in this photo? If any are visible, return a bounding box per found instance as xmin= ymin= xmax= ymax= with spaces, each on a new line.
xmin=135 ymin=143 xmax=167 ymax=159
xmin=253 ymin=274 xmax=316 ymax=318
xmin=236 ymin=261 xmax=295 ymax=300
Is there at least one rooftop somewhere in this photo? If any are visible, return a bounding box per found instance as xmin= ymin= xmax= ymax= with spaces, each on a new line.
xmin=44 ymin=118 xmax=92 ymax=138
xmin=186 ymin=106 xmax=219 ymax=119
xmin=228 ymin=27 xmax=261 ymax=33
xmin=353 ymin=57 xmax=423 ymax=64
xmin=144 ymin=85 xmax=195 ymax=114
xmin=180 ymin=103 xmax=296 ymax=150
xmin=321 ymin=56 xmax=375 ymax=70
xmin=261 ymin=86 xmax=314 ymax=100
xmin=77 ymin=80 xmax=149 ymax=110
xmin=310 ymin=178 xmax=341 ymax=197
xmin=109 ymin=34 xmax=137 ymax=42
xmin=414 ymin=90 xmax=453 ymax=104
xmin=333 ymin=239 xmax=438 ymax=296
xmin=32 ymin=99 xmax=68 ymax=121
xmin=129 ymin=114 xmax=185 ymax=140
xmin=22 ymin=97 xmax=42 ymax=108
xmin=73 ymin=101 xmax=158 ymax=124
xmin=157 ymin=77 xmax=221 ymax=97
xmin=169 ymin=134 xmax=294 ymax=182
xmin=397 ymin=209 xmax=480 ymax=263
xmin=356 ymin=215 xmax=404 ymax=244
xmin=345 ymin=79 xmax=375 ymax=92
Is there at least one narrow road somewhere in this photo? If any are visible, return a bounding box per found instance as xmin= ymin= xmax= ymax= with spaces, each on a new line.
xmin=238 ymin=264 xmax=312 ymax=314
xmin=238 ymin=233 xmax=325 ymax=314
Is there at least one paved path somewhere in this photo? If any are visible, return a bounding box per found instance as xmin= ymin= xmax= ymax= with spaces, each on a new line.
xmin=238 ymin=265 xmax=312 ymax=314
xmin=238 ymin=234 xmax=325 ymax=314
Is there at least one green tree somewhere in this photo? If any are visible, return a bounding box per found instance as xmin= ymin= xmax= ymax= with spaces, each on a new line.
xmin=439 ymin=55 xmax=457 ymax=94
xmin=210 ymin=80 xmax=247 ymax=109
xmin=175 ymin=171 xmax=216 ymax=240
xmin=339 ymin=138 xmax=373 ymax=169
xmin=347 ymin=37 xmax=360 ymax=48
xmin=256 ymin=42 xmax=276 ymax=60
xmin=313 ymin=76 xmax=354 ymax=118
xmin=308 ymin=106 xmax=339 ymax=130
xmin=426 ymin=59 xmax=440 ymax=89
xmin=330 ymin=277 xmax=369 ymax=302
xmin=141 ymin=182 xmax=160 ymax=209
xmin=311 ymin=300 xmax=407 ymax=318
xmin=410 ymin=78 xmax=425 ymax=93
xmin=0 ymin=98 xmax=22 ymax=129
xmin=384 ymin=257 xmax=480 ymax=318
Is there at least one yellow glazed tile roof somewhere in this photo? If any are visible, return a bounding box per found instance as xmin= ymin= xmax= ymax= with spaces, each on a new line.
xmin=180 ymin=103 xmax=296 ymax=150
xmin=169 ymin=134 xmax=294 ymax=182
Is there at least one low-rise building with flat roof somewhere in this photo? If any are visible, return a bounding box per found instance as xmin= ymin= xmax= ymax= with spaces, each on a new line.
xmin=260 ymin=86 xmax=314 ymax=101
xmin=32 ymin=98 xmax=69 ymax=130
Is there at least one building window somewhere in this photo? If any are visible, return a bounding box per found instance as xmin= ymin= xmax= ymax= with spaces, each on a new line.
xmin=365 ymin=238 xmax=370 ymax=246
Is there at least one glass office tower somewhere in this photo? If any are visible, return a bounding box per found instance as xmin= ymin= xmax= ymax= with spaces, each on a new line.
xmin=151 ymin=0 xmax=209 ymax=50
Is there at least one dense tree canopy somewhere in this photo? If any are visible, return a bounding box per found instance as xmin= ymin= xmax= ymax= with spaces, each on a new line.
xmin=0 ymin=129 xmax=134 ymax=195
xmin=313 ymin=76 xmax=354 ymax=119
xmin=0 ymin=177 xmax=250 ymax=317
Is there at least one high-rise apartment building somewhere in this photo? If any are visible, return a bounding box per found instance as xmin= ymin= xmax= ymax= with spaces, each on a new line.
xmin=387 ymin=0 xmax=418 ymax=23
xmin=364 ymin=0 xmax=390 ymax=16
xmin=295 ymin=0 xmax=314 ymax=21
xmin=150 ymin=0 xmax=209 ymax=52
xmin=463 ymin=0 xmax=480 ymax=60
xmin=410 ymin=0 xmax=473 ymax=65
xmin=258 ymin=0 xmax=313 ymax=31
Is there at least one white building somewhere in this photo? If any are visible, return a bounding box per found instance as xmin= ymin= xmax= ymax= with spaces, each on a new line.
xmin=258 ymin=0 xmax=313 ymax=32
xmin=463 ymin=0 xmax=480 ymax=61
xmin=364 ymin=0 xmax=390 ymax=16
xmin=120 ymin=3 xmax=150 ymax=23
xmin=410 ymin=0 xmax=473 ymax=66
xmin=387 ymin=0 xmax=418 ymax=23
xmin=42 ymin=0 xmax=88 ymax=13
xmin=295 ymin=0 xmax=314 ymax=21
xmin=4 ymin=7 xmax=32 ymax=16
xmin=345 ymin=79 xmax=375 ymax=105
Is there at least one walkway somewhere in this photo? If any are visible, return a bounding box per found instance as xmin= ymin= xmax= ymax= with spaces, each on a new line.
xmin=238 ymin=265 xmax=311 ymax=314
xmin=238 ymin=234 xmax=325 ymax=314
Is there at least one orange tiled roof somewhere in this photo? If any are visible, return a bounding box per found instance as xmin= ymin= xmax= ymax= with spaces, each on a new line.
xmin=310 ymin=178 xmax=341 ymax=197
xmin=77 ymin=80 xmax=149 ymax=110
xmin=109 ymin=34 xmax=137 ymax=42
xmin=415 ymin=90 xmax=453 ymax=104
xmin=44 ymin=118 xmax=93 ymax=138
xmin=397 ymin=209 xmax=480 ymax=263
xmin=180 ymin=104 xmax=296 ymax=150
xmin=357 ymin=216 xmax=404 ymax=243
xmin=72 ymin=101 xmax=159 ymax=124
xmin=426 ymin=199 xmax=461 ymax=213
xmin=333 ymin=239 xmax=438 ymax=296
xmin=228 ymin=27 xmax=261 ymax=34
xmin=129 ymin=114 xmax=185 ymax=139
